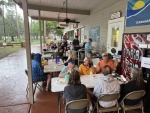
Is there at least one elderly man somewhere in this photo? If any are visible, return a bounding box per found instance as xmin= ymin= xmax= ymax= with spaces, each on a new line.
xmin=59 ymin=58 xmax=78 ymax=78
xmin=96 ymin=52 xmax=118 ymax=73
xmin=93 ymin=65 xmax=120 ymax=107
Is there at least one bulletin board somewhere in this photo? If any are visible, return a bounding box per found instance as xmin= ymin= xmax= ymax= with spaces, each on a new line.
xmin=89 ymin=26 xmax=100 ymax=42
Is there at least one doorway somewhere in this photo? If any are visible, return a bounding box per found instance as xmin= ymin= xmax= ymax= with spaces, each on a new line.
xmin=107 ymin=17 xmax=125 ymax=54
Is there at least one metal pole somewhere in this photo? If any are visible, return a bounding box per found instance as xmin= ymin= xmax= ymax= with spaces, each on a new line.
xmin=39 ymin=10 xmax=42 ymax=54
xmin=22 ymin=0 xmax=34 ymax=104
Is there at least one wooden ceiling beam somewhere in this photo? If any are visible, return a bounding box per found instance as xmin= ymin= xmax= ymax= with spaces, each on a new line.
xmin=17 ymin=3 xmax=90 ymax=15
xmin=31 ymin=16 xmax=65 ymax=21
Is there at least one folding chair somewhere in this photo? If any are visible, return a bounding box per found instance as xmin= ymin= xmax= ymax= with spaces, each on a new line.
xmin=25 ymin=69 xmax=43 ymax=97
xmin=93 ymin=93 xmax=120 ymax=113
xmin=65 ymin=99 xmax=91 ymax=113
xmin=120 ymin=90 xmax=146 ymax=113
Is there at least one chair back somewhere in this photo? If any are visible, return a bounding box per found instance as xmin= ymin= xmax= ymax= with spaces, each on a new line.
xmin=91 ymin=58 xmax=99 ymax=66
xmin=66 ymin=99 xmax=90 ymax=110
xmin=123 ymin=90 xmax=145 ymax=100
xmin=98 ymin=93 xmax=120 ymax=102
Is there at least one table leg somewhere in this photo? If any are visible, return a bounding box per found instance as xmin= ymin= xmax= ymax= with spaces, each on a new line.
xmin=58 ymin=92 xmax=61 ymax=113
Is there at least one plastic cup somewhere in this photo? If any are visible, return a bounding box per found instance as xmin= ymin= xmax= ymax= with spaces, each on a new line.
xmin=64 ymin=74 xmax=69 ymax=83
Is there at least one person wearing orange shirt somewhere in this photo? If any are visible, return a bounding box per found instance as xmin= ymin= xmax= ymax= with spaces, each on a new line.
xmin=96 ymin=52 xmax=118 ymax=74
xmin=79 ymin=57 xmax=96 ymax=75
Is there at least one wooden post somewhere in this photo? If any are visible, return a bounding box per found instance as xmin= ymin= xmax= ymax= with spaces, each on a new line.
xmin=22 ymin=0 xmax=34 ymax=104
xmin=39 ymin=10 xmax=42 ymax=54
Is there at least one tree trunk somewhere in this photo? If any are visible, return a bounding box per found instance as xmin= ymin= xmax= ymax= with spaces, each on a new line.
xmin=11 ymin=36 xmax=14 ymax=41
xmin=15 ymin=4 xmax=20 ymax=42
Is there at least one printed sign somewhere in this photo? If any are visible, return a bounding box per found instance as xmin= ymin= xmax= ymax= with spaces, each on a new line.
xmin=147 ymin=34 xmax=150 ymax=41
xmin=126 ymin=0 xmax=150 ymax=27
xmin=141 ymin=57 xmax=150 ymax=68
xmin=139 ymin=44 xmax=148 ymax=48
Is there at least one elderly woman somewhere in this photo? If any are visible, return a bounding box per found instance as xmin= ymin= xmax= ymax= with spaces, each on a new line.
xmin=63 ymin=70 xmax=87 ymax=113
xmin=79 ymin=57 xmax=96 ymax=75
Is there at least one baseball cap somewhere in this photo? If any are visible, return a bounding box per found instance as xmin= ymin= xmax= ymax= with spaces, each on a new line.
xmin=102 ymin=52 xmax=108 ymax=57
xmin=68 ymin=58 xmax=75 ymax=64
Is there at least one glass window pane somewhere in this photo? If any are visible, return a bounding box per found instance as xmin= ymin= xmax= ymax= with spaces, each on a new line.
xmin=111 ymin=26 xmax=119 ymax=47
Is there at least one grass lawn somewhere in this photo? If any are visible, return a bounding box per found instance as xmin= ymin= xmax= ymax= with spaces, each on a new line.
xmin=0 ymin=47 xmax=22 ymax=60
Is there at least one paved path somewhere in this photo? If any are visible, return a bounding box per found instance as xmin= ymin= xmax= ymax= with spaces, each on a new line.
xmin=0 ymin=45 xmax=40 ymax=113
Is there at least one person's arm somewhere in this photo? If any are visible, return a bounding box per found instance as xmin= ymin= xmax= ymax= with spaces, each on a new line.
xmin=72 ymin=40 xmax=75 ymax=46
xmin=93 ymin=82 xmax=101 ymax=98
xmin=96 ymin=62 xmax=100 ymax=73
xmin=59 ymin=71 xmax=69 ymax=78
xmin=37 ymin=62 xmax=44 ymax=76
xmin=79 ymin=65 xmax=84 ymax=75
xmin=92 ymin=67 xmax=97 ymax=74
xmin=59 ymin=67 xmax=69 ymax=78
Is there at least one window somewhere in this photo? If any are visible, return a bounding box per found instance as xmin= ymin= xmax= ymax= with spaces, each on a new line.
xmin=111 ymin=26 xmax=119 ymax=47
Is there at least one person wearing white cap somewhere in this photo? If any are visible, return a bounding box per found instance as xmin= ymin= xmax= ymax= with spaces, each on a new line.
xmin=96 ymin=52 xmax=118 ymax=74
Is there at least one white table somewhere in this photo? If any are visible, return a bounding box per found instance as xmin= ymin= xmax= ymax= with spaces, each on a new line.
xmin=43 ymin=49 xmax=55 ymax=54
xmin=42 ymin=53 xmax=52 ymax=59
xmin=44 ymin=64 xmax=64 ymax=73
xmin=51 ymin=74 xmax=101 ymax=113
xmin=48 ymin=59 xmax=64 ymax=65
xmin=51 ymin=74 xmax=100 ymax=92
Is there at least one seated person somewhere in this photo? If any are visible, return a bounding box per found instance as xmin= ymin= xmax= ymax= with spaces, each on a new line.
xmin=32 ymin=53 xmax=51 ymax=91
xmin=59 ymin=58 xmax=78 ymax=78
xmin=93 ymin=65 xmax=120 ymax=107
xmin=63 ymin=70 xmax=87 ymax=113
xmin=64 ymin=50 xmax=78 ymax=66
xmin=79 ymin=57 xmax=96 ymax=75
xmin=120 ymin=68 xmax=145 ymax=105
xmin=96 ymin=52 xmax=118 ymax=73
xmin=53 ymin=49 xmax=62 ymax=58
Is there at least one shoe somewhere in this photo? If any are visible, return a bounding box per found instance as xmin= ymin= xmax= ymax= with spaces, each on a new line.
xmin=45 ymin=86 xmax=49 ymax=91
xmin=42 ymin=81 xmax=47 ymax=87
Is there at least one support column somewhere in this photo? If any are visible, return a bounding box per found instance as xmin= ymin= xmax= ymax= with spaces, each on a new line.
xmin=42 ymin=20 xmax=45 ymax=47
xmin=44 ymin=20 xmax=47 ymax=47
xmin=39 ymin=10 xmax=42 ymax=54
xmin=22 ymin=0 xmax=34 ymax=104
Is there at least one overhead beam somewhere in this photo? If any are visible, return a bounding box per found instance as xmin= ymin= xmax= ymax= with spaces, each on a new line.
xmin=17 ymin=3 xmax=90 ymax=15
xmin=59 ymin=24 xmax=68 ymax=27
xmin=31 ymin=16 xmax=65 ymax=22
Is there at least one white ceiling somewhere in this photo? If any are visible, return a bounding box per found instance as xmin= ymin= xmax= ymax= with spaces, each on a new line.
xmin=14 ymin=0 xmax=105 ymax=21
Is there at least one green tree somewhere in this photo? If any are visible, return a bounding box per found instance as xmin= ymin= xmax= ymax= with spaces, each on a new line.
xmin=46 ymin=21 xmax=63 ymax=36
xmin=31 ymin=20 xmax=63 ymax=39
xmin=31 ymin=20 xmax=39 ymax=39
xmin=0 ymin=0 xmax=24 ymax=42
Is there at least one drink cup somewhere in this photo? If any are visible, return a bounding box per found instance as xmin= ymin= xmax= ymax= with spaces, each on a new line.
xmin=65 ymin=74 xmax=69 ymax=83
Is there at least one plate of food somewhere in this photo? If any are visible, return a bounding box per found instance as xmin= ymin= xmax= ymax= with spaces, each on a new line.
xmin=56 ymin=79 xmax=65 ymax=84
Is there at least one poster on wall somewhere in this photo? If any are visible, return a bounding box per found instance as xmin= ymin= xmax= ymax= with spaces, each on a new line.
xmin=126 ymin=0 xmax=150 ymax=27
xmin=89 ymin=26 xmax=100 ymax=42
xmin=121 ymin=33 xmax=150 ymax=77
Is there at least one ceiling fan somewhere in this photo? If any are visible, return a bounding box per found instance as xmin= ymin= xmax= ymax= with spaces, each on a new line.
xmin=56 ymin=14 xmax=65 ymax=29
xmin=63 ymin=0 xmax=80 ymax=24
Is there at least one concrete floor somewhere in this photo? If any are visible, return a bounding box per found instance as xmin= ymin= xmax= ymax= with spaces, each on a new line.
xmin=0 ymin=45 xmax=143 ymax=113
